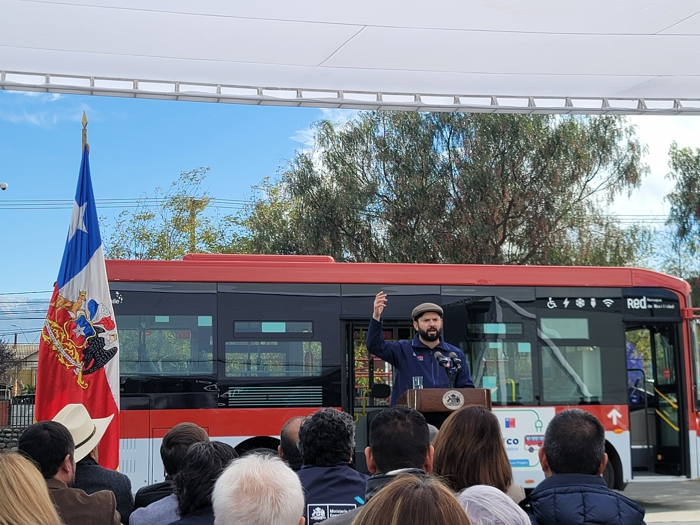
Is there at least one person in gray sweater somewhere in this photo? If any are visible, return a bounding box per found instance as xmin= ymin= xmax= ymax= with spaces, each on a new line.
xmin=323 ymin=405 xmax=433 ymax=525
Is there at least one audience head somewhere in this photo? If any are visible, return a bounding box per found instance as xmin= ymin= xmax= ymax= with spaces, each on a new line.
xmin=278 ymin=416 xmax=305 ymax=468
xmin=353 ymin=475 xmax=471 ymax=525
xmin=298 ymin=408 xmax=355 ymax=467
xmin=367 ymin=405 xmax=432 ymax=473
xmin=18 ymin=420 xmax=75 ymax=481
xmin=427 ymin=424 xmax=439 ymax=443
xmin=161 ymin=422 xmax=210 ymax=477
xmin=173 ymin=441 xmax=238 ymax=517
xmin=52 ymin=403 xmax=113 ymax=463
xmin=458 ymin=485 xmax=530 ymax=525
xmin=212 ymin=453 xmax=304 ymax=525
xmin=0 ymin=452 xmax=63 ymax=525
xmin=541 ymin=408 xmax=607 ymax=476
xmin=432 ymin=406 xmax=512 ymax=493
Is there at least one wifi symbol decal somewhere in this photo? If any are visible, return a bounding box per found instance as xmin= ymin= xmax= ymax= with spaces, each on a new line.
xmin=602 ymin=299 xmax=614 ymax=308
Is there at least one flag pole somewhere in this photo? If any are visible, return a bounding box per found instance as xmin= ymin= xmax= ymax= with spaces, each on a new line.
xmin=82 ymin=111 xmax=89 ymax=151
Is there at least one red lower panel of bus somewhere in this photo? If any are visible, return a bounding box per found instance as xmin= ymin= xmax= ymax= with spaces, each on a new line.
xmin=120 ymin=407 xmax=324 ymax=439
xmin=120 ymin=405 xmax=630 ymax=439
xmin=555 ymin=405 xmax=629 ymax=432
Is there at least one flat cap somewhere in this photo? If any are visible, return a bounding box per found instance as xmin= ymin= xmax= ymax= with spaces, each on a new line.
xmin=412 ymin=302 xmax=443 ymax=320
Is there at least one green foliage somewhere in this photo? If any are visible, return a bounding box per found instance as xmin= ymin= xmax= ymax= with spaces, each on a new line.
xmin=0 ymin=339 xmax=21 ymax=385
xmin=103 ymin=167 xmax=247 ymax=260
xmin=667 ymin=142 xmax=700 ymax=243
xmin=243 ymin=112 xmax=649 ymax=265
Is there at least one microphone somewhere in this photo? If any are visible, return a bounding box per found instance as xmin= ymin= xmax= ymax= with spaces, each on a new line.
xmin=448 ymin=352 xmax=463 ymax=372
xmin=434 ymin=351 xmax=451 ymax=369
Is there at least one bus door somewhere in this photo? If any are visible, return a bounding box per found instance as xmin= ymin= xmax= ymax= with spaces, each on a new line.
xmin=348 ymin=322 xmax=411 ymax=409
xmin=626 ymin=323 xmax=685 ymax=476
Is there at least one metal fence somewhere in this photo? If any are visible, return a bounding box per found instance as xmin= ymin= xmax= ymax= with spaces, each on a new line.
xmin=9 ymin=395 xmax=35 ymax=427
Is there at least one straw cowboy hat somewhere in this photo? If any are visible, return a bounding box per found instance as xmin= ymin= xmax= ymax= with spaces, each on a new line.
xmin=52 ymin=404 xmax=114 ymax=462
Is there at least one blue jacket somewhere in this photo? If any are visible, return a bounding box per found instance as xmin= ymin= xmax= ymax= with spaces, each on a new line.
xmin=520 ymin=474 xmax=646 ymax=525
xmin=165 ymin=506 xmax=214 ymax=525
xmin=366 ymin=318 xmax=474 ymax=404
xmin=298 ymin=464 xmax=368 ymax=525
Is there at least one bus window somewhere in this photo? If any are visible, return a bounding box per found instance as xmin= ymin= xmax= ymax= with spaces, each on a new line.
xmin=119 ymin=315 xmax=214 ymax=376
xmin=225 ymin=340 xmax=323 ymax=377
xmin=471 ymin=341 xmax=534 ymax=404
xmin=444 ymin=294 xmax=537 ymax=406
xmin=540 ymin=344 xmax=602 ymax=403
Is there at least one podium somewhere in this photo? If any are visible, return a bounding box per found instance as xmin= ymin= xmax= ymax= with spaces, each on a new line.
xmin=396 ymin=388 xmax=492 ymax=415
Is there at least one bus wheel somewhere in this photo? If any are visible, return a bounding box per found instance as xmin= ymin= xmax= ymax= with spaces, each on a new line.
xmin=603 ymin=442 xmax=625 ymax=490
xmin=603 ymin=459 xmax=615 ymax=488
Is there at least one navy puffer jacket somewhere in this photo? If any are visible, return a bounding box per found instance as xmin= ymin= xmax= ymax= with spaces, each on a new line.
xmin=520 ymin=474 xmax=645 ymax=525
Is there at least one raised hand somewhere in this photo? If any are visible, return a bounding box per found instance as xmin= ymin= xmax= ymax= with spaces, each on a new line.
xmin=373 ymin=291 xmax=387 ymax=321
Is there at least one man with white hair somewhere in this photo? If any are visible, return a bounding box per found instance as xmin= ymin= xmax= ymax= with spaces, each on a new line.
xmin=459 ymin=485 xmax=530 ymax=525
xmin=212 ymin=453 xmax=304 ymax=525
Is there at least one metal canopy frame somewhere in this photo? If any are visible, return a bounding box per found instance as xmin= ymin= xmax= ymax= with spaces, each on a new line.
xmin=3 ymin=1 xmax=700 ymax=115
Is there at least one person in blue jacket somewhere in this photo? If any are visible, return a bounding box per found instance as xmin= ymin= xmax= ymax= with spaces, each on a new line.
xmin=366 ymin=291 xmax=474 ymax=405
xmin=519 ymin=409 xmax=645 ymax=525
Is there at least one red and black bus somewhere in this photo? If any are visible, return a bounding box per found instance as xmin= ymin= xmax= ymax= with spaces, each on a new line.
xmin=109 ymin=254 xmax=700 ymax=490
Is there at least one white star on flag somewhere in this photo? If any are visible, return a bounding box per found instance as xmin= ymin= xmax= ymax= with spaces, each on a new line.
xmin=67 ymin=201 xmax=88 ymax=241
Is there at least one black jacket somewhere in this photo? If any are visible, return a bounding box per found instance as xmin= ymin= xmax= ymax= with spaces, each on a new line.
xmin=134 ymin=480 xmax=174 ymax=509
xmin=520 ymin=473 xmax=645 ymax=525
xmin=73 ymin=456 xmax=134 ymax=524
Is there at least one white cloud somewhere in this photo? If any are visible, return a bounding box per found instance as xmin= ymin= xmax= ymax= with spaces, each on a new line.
xmin=290 ymin=126 xmax=316 ymax=148
xmin=319 ymin=108 xmax=358 ymax=125
xmin=290 ymin=108 xmax=359 ymax=148
xmin=611 ymin=116 xmax=700 ymax=218
xmin=0 ymin=101 xmax=89 ymax=128
xmin=4 ymin=91 xmax=63 ymax=102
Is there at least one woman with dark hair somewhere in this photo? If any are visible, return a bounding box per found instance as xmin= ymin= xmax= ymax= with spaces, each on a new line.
xmin=353 ymin=475 xmax=471 ymax=525
xmin=167 ymin=441 xmax=238 ymax=525
xmin=432 ymin=406 xmax=525 ymax=503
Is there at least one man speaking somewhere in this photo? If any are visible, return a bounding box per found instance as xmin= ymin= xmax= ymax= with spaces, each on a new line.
xmin=366 ymin=291 xmax=474 ymax=405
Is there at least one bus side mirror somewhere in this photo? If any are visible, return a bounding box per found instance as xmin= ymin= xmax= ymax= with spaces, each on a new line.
xmin=371 ymin=383 xmax=391 ymax=399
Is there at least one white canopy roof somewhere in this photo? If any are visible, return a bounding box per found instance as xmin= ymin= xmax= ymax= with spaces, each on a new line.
xmin=2 ymin=0 xmax=700 ymax=114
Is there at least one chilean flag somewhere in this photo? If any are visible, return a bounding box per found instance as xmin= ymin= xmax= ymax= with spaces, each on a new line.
xmin=36 ymin=144 xmax=120 ymax=469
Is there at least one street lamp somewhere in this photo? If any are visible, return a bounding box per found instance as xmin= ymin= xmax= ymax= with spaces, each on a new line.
xmin=11 ymin=325 xmax=30 ymax=344
xmin=0 ymin=182 xmax=7 ymax=191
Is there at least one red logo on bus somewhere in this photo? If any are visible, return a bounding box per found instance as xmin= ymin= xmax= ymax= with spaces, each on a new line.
xmin=524 ymin=435 xmax=544 ymax=453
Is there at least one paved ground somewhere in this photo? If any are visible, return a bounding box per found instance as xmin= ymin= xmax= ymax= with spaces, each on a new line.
xmin=619 ymin=479 xmax=700 ymax=524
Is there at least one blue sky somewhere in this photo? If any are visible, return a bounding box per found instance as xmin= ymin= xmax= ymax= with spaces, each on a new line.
xmin=0 ymin=90 xmax=339 ymax=341
xmin=2 ymin=89 xmax=700 ymax=342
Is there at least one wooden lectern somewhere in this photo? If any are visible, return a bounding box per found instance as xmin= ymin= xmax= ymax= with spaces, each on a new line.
xmin=396 ymin=388 xmax=492 ymax=413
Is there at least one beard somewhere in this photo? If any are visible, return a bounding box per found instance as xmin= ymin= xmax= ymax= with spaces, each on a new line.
xmin=418 ymin=327 xmax=442 ymax=342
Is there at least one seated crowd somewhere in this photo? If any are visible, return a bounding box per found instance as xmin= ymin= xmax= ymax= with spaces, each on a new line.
xmin=0 ymin=404 xmax=646 ymax=525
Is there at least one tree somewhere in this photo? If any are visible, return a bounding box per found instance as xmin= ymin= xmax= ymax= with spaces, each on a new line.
xmin=666 ymin=142 xmax=700 ymax=264
xmin=243 ymin=112 xmax=649 ymax=265
xmin=663 ymin=142 xmax=700 ymax=305
xmin=0 ymin=339 xmax=21 ymax=387
xmin=103 ymin=168 xmax=246 ymax=259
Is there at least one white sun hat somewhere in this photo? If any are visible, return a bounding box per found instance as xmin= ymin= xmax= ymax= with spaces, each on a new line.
xmin=52 ymin=404 xmax=114 ymax=462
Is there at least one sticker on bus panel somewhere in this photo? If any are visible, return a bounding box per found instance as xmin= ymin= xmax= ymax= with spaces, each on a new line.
xmin=496 ymin=407 xmax=555 ymax=468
